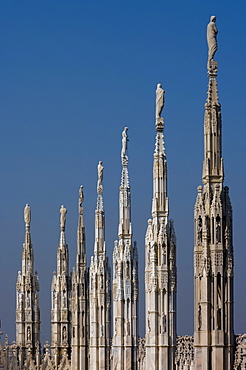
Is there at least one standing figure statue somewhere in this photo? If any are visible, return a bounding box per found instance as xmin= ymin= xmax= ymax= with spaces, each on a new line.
xmin=97 ymin=161 xmax=104 ymax=191
xmin=24 ymin=204 xmax=31 ymax=227
xmin=156 ymin=83 xmax=165 ymax=120
xmin=207 ymin=15 xmax=218 ymax=67
xmin=121 ymin=127 xmax=129 ymax=160
xmin=60 ymin=205 xmax=67 ymax=231
xmin=78 ymin=185 xmax=84 ymax=214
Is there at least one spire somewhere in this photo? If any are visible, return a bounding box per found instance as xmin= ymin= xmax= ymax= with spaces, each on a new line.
xmin=57 ymin=205 xmax=68 ymax=276
xmin=76 ymin=185 xmax=86 ymax=274
xmin=152 ymin=83 xmax=168 ymax=220
xmin=94 ymin=161 xmax=105 ymax=255
xmin=22 ymin=204 xmax=33 ymax=275
xmin=203 ymin=15 xmax=223 ymax=185
xmin=118 ymin=127 xmax=132 ymax=238
xmin=145 ymin=84 xmax=176 ymax=370
xmin=16 ymin=204 xmax=41 ymax=366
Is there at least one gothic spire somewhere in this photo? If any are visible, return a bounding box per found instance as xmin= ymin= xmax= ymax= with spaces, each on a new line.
xmin=118 ymin=126 xmax=132 ymax=238
xmin=145 ymin=84 xmax=176 ymax=370
xmin=76 ymin=186 xmax=86 ymax=274
xmin=94 ymin=161 xmax=105 ymax=255
xmin=203 ymin=15 xmax=223 ymax=185
xmin=22 ymin=204 xmax=33 ymax=275
xmin=194 ymin=17 xmax=234 ymax=370
xmin=57 ymin=205 xmax=68 ymax=276
xmin=16 ymin=204 xmax=40 ymax=367
xmin=152 ymin=83 xmax=168 ymax=221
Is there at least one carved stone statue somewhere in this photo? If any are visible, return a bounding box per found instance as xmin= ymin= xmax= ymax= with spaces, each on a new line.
xmin=156 ymin=83 xmax=165 ymax=120
xmin=121 ymin=127 xmax=128 ymax=159
xmin=27 ymin=326 xmax=31 ymax=341
xmin=79 ymin=185 xmax=84 ymax=214
xmin=207 ymin=15 xmax=218 ymax=67
xmin=60 ymin=205 xmax=67 ymax=230
xmin=24 ymin=204 xmax=31 ymax=227
xmin=97 ymin=161 xmax=104 ymax=191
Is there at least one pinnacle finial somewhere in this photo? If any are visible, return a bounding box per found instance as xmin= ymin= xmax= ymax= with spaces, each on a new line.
xmin=155 ymin=83 xmax=165 ymax=131
xmin=121 ymin=127 xmax=129 ymax=165
xmin=97 ymin=161 xmax=104 ymax=194
xmin=207 ymin=15 xmax=218 ymax=70
xmin=24 ymin=204 xmax=31 ymax=230
xmin=60 ymin=205 xmax=67 ymax=231
xmin=78 ymin=185 xmax=84 ymax=215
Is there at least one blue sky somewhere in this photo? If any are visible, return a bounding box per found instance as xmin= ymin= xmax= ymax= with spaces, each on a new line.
xmin=0 ymin=0 xmax=245 ymax=343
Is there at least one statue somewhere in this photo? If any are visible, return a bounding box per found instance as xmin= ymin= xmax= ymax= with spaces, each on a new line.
xmin=27 ymin=326 xmax=31 ymax=341
xmin=156 ymin=83 xmax=165 ymax=120
xmin=121 ymin=127 xmax=128 ymax=159
xmin=78 ymin=185 xmax=84 ymax=214
xmin=24 ymin=204 xmax=31 ymax=227
xmin=207 ymin=15 xmax=218 ymax=67
xmin=60 ymin=205 xmax=67 ymax=230
xmin=97 ymin=161 xmax=104 ymax=191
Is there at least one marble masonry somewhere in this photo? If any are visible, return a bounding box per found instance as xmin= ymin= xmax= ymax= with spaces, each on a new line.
xmin=0 ymin=16 xmax=245 ymax=370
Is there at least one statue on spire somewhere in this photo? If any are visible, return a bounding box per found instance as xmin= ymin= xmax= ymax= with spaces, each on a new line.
xmin=207 ymin=15 xmax=218 ymax=68
xmin=24 ymin=204 xmax=31 ymax=228
xmin=78 ymin=185 xmax=84 ymax=215
xmin=97 ymin=161 xmax=104 ymax=194
xmin=155 ymin=83 xmax=165 ymax=130
xmin=60 ymin=205 xmax=67 ymax=231
xmin=121 ymin=127 xmax=129 ymax=163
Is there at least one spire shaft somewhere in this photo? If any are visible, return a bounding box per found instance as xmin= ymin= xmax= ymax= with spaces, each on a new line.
xmin=202 ymin=61 xmax=223 ymax=185
xmin=94 ymin=162 xmax=105 ymax=255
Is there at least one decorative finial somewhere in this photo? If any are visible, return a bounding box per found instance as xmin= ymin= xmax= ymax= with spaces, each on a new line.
xmin=155 ymin=83 xmax=165 ymax=131
xmin=78 ymin=185 xmax=84 ymax=215
xmin=97 ymin=161 xmax=104 ymax=194
xmin=24 ymin=204 xmax=31 ymax=229
xmin=207 ymin=15 xmax=218 ymax=69
xmin=60 ymin=205 xmax=67 ymax=231
xmin=121 ymin=127 xmax=129 ymax=165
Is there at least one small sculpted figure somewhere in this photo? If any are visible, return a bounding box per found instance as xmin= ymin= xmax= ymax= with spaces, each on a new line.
xmin=121 ymin=127 xmax=128 ymax=159
xmin=24 ymin=204 xmax=31 ymax=226
xmin=207 ymin=15 xmax=218 ymax=67
xmin=78 ymin=185 xmax=84 ymax=214
xmin=60 ymin=205 xmax=67 ymax=230
xmin=156 ymin=83 xmax=165 ymax=120
xmin=97 ymin=161 xmax=104 ymax=190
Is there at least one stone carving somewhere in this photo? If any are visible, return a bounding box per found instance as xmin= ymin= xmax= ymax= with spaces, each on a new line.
xmin=97 ymin=161 xmax=104 ymax=192
xmin=60 ymin=205 xmax=67 ymax=231
xmin=175 ymin=336 xmax=194 ymax=369
xmin=24 ymin=204 xmax=31 ymax=227
xmin=78 ymin=185 xmax=84 ymax=214
xmin=27 ymin=326 xmax=31 ymax=341
xmin=156 ymin=83 xmax=165 ymax=120
xmin=197 ymin=216 xmax=202 ymax=244
xmin=121 ymin=127 xmax=128 ymax=160
xmin=207 ymin=16 xmax=218 ymax=67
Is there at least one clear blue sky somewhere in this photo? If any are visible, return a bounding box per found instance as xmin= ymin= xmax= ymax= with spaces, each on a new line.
xmin=0 ymin=0 xmax=245 ymax=344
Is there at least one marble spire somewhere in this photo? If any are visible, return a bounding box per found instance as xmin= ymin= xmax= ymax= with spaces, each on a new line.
xmin=145 ymin=84 xmax=176 ymax=370
xmin=112 ymin=128 xmax=138 ymax=370
xmin=89 ymin=162 xmax=111 ymax=369
xmin=16 ymin=204 xmax=41 ymax=367
xmin=71 ymin=186 xmax=89 ymax=369
xmin=51 ymin=205 xmax=71 ymax=367
xmin=194 ymin=17 xmax=234 ymax=370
